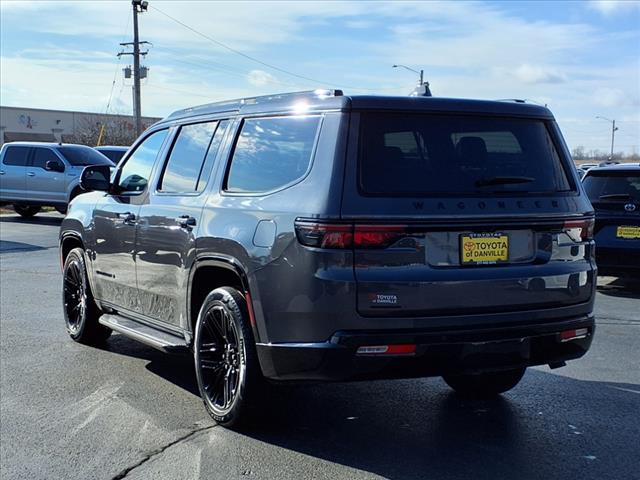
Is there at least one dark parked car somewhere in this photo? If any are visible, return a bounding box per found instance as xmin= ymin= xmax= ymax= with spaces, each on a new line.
xmin=94 ymin=145 xmax=129 ymax=164
xmin=60 ymin=90 xmax=596 ymax=427
xmin=583 ymin=163 xmax=640 ymax=279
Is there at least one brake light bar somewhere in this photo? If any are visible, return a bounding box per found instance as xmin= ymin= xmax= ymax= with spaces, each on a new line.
xmin=295 ymin=221 xmax=411 ymax=249
xmin=563 ymin=218 xmax=594 ymax=242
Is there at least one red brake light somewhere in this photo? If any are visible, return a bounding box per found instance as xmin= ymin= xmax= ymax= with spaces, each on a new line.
xmin=294 ymin=221 xmax=353 ymax=248
xmin=563 ymin=218 xmax=594 ymax=242
xmin=295 ymin=221 xmax=413 ymax=249
xmin=353 ymin=225 xmax=408 ymax=248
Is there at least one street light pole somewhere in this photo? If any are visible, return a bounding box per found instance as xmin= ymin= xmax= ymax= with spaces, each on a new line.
xmin=393 ymin=64 xmax=423 ymax=85
xmin=596 ymin=116 xmax=619 ymax=160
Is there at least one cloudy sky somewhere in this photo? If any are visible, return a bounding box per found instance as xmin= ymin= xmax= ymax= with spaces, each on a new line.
xmin=1 ymin=0 xmax=639 ymax=153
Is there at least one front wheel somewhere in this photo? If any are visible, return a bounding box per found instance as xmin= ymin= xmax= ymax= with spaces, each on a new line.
xmin=194 ymin=287 xmax=263 ymax=428
xmin=63 ymin=248 xmax=112 ymax=345
xmin=13 ymin=204 xmax=41 ymax=218
xmin=443 ymin=367 xmax=526 ymax=398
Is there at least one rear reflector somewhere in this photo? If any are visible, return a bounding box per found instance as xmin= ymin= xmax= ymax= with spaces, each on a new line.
xmin=356 ymin=344 xmax=416 ymax=355
xmin=559 ymin=328 xmax=589 ymax=342
xmin=563 ymin=218 xmax=594 ymax=242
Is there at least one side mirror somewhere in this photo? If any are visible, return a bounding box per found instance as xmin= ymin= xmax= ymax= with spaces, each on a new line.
xmin=45 ymin=159 xmax=65 ymax=173
xmin=80 ymin=165 xmax=111 ymax=192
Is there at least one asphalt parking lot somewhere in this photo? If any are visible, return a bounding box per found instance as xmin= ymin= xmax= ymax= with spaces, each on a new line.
xmin=0 ymin=212 xmax=638 ymax=480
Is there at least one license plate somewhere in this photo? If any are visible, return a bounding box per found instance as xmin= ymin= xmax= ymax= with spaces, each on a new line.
xmin=616 ymin=226 xmax=640 ymax=239
xmin=461 ymin=233 xmax=509 ymax=264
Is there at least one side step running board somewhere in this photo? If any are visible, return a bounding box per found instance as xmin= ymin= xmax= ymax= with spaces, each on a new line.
xmin=99 ymin=314 xmax=189 ymax=354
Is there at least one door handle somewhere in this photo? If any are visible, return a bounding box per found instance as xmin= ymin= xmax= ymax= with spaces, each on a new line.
xmin=27 ymin=172 xmax=36 ymax=177
xmin=117 ymin=212 xmax=137 ymax=224
xmin=177 ymin=215 xmax=196 ymax=228
xmin=0 ymin=170 xmax=5 ymax=175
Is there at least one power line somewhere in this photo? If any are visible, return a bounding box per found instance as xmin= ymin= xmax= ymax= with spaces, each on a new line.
xmin=149 ymin=5 xmax=408 ymax=92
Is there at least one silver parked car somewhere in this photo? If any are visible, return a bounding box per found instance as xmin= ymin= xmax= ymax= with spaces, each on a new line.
xmin=0 ymin=142 xmax=114 ymax=217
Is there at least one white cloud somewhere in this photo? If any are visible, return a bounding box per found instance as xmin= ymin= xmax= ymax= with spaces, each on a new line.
xmin=513 ymin=64 xmax=566 ymax=84
xmin=589 ymin=0 xmax=640 ymax=15
xmin=247 ymin=69 xmax=277 ymax=87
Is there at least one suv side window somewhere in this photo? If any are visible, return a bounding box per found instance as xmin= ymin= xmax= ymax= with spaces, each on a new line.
xmin=117 ymin=129 xmax=168 ymax=194
xmin=158 ymin=120 xmax=228 ymax=193
xmin=2 ymin=146 xmax=31 ymax=166
xmin=31 ymin=148 xmax=60 ymax=169
xmin=225 ymin=115 xmax=320 ymax=193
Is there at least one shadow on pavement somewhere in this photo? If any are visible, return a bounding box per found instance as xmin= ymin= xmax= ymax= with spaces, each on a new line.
xmin=597 ymin=277 xmax=640 ymax=299
xmin=0 ymin=213 xmax=64 ymax=226
xmin=99 ymin=332 xmax=639 ymax=479
xmin=0 ymin=240 xmax=48 ymax=253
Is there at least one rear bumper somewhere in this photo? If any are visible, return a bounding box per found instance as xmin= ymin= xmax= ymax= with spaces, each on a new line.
xmin=256 ymin=315 xmax=594 ymax=381
xmin=596 ymin=247 xmax=640 ymax=277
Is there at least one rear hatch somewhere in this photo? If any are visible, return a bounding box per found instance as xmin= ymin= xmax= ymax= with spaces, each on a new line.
xmin=583 ymin=168 xmax=640 ymax=256
xmin=340 ymin=109 xmax=595 ymax=318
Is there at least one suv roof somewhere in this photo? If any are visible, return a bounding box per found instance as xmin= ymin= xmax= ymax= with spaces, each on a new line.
xmin=159 ymin=90 xmax=554 ymax=125
xmin=0 ymin=142 xmax=89 ymax=148
xmin=586 ymin=163 xmax=640 ymax=174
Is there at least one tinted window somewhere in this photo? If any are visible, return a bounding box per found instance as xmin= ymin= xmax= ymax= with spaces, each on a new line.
xmin=360 ymin=114 xmax=571 ymax=196
xmin=32 ymin=148 xmax=60 ymax=169
xmin=583 ymin=172 xmax=640 ymax=202
xmin=2 ymin=146 xmax=30 ymax=166
xmin=159 ymin=121 xmax=218 ymax=193
xmin=197 ymin=120 xmax=229 ymax=191
xmin=117 ymin=130 xmax=168 ymax=193
xmin=226 ymin=115 xmax=320 ymax=193
xmin=59 ymin=146 xmax=114 ymax=166
xmin=97 ymin=149 xmax=127 ymax=163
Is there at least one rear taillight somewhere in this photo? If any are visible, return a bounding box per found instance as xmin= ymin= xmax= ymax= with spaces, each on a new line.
xmin=295 ymin=221 xmax=412 ymax=249
xmin=353 ymin=225 xmax=409 ymax=248
xmin=563 ymin=218 xmax=594 ymax=242
xmin=294 ymin=221 xmax=353 ymax=248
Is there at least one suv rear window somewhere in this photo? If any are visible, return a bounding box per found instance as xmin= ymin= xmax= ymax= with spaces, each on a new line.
xmin=583 ymin=171 xmax=640 ymax=202
xmin=225 ymin=115 xmax=320 ymax=193
xmin=359 ymin=113 xmax=571 ymax=196
xmin=59 ymin=146 xmax=114 ymax=166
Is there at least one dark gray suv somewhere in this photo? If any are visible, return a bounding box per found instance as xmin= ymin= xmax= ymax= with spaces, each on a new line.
xmin=59 ymin=90 xmax=596 ymax=427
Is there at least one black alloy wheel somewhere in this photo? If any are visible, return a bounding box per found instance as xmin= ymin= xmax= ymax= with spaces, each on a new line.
xmin=62 ymin=248 xmax=111 ymax=344
xmin=63 ymin=257 xmax=87 ymax=336
xmin=194 ymin=287 xmax=262 ymax=427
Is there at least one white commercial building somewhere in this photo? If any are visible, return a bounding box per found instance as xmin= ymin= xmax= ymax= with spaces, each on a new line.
xmin=0 ymin=105 xmax=161 ymax=146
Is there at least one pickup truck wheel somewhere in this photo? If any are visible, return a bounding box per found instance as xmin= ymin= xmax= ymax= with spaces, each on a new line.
xmin=443 ymin=367 xmax=526 ymax=398
xmin=13 ymin=205 xmax=41 ymax=218
xmin=62 ymin=248 xmax=111 ymax=345
xmin=194 ymin=287 xmax=262 ymax=428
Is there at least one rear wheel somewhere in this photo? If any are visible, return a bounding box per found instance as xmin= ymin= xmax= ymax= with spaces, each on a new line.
xmin=63 ymin=248 xmax=111 ymax=345
xmin=443 ymin=367 xmax=526 ymax=398
xmin=13 ymin=204 xmax=40 ymax=218
xmin=194 ymin=287 xmax=263 ymax=428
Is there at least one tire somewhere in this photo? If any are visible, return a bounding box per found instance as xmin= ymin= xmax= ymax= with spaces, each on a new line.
xmin=13 ymin=204 xmax=41 ymax=218
xmin=443 ymin=367 xmax=526 ymax=398
xmin=194 ymin=287 xmax=263 ymax=428
xmin=62 ymin=248 xmax=112 ymax=345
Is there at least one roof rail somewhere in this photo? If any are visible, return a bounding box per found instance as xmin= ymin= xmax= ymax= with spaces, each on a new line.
xmin=166 ymin=89 xmax=344 ymax=120
xmin=495 ymin=98 xmax=527 ymax=103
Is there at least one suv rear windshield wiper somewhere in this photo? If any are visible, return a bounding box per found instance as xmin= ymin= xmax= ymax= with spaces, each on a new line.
xmin=475 ymin=176 xmax=535 ymax=187
xmin=599 ymin=193 xmax=633 ymax=200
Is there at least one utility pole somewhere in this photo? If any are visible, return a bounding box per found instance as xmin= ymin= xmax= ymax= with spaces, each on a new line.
xmin=596 ymin=116 xmax=619 ymax=160
xmin=118 ymin=0 xmax=149 ymax=138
